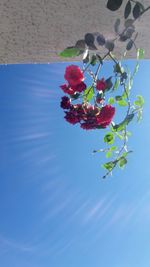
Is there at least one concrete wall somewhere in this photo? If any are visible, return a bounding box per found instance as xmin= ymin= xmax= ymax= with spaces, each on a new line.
xmin=0 ymin=0 xmax=149 ymax=64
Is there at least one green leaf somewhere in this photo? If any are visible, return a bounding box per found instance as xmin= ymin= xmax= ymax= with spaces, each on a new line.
xmin=59 ymin=47 xmax=80 ymax=58
xmin=110 ymin=146 xmax=117 ymax=151
xmin=115 ymin=132 xmax=123 ymax=140
xmin=113 ymin=79 xmax=120 ymax=90
xmin=117 ymin=99 xmax=128 ymax=107
xmin=90 ymin=55 xmax=97 ymax=66
xmin=133 ymin=62 xmax=139 ymax=76
xmin=104 ymin=132 xmax=115 ymax=144
xmin=83 ymin=87 xmax=94 ymax=102
xmin=106 ymin=151 xmax=112 ymax=158
xmin=113 ymin=114 xmax=134 ymax=132
xmin=102 ymin=161 xmax=116 ymax=171
xmin=137 ymin=48 xmax=145 ymax=60
xmin=134 ymin=95 xmax=144 ymax=107
xmin=118 ymin=157 xmax=127 ymax=168
xmin=108 ymin=97 xmax=115 ymax=105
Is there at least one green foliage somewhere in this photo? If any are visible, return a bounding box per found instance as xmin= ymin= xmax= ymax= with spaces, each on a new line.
xmin=83 ymin=87 xmax=94 ymax=102
xmin=104 ymin=132 xmax=115 ymax=145
xmin=118 ymin=157 xmax=127 ymax=168
xmin=134 ymin=95 xmax=144 ymax=107
xmin=102 ymin=161 xmax=116 ymax=172
xmin=108 ymin=97 xmax=115 ymax=105
xmin=113 ymin=114 xmax=134 ymax=132
xmin=59 ymin=47 xmax=80 ymax=58
xmin=137 ymin=48 xmax=145 ymax=60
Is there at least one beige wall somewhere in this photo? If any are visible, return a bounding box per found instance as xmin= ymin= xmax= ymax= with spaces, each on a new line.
xmin=0 ymin=0 xmax=149 ymax=64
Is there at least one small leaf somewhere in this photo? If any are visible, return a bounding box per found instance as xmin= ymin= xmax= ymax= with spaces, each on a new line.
xmin=133 ymin=3 xmax=141 ymax=19
xmin=114 ymin=18 xmax=120 ymax=34
xmin=106 ymin=151 xmax=112 ymax=158
xmin=83 ymin=87 xmax=94 ymax=102
xmin=90 ymin=55 xmax=97 ymax=66
xmin=115 ymin=132 xmax=123 ymax=140
xmin=104 ymin=132 xmax=114 ymax=145
xmin=59 ymin=47 xmax=80 ymax=58
xmin=126 ymin=39 xmax=134 ymax=51
xmin=113 ymin=79 xmax=120 ymax=90
xmin=102 ymin=161 xmax=115 ymax=171
xmin=124 ymin=1 xmax=132 ymax=19
xmin=118 ymin=157 xmax=127 ymax=168
xmin=134 ymin=95 xmax=144 ymax=107
xmin=105 ymin=40 xmax=115 ymax=51
xmin=113 ymin=113 xmax=134 ymax=132
xmin=137 ymin=48 xmax=145 ymax=59
xmin=117 ymin=99 xmax=128 ymax=106
xmin=97 ymin=34 xmax=105 ymax=46
xmin=110 ymin=146 xmax=117 ymax=151
xmin=108 ymin=97 xmax=115 ymax=105
xmin=106 ymin=0 xmax=123 ymax=11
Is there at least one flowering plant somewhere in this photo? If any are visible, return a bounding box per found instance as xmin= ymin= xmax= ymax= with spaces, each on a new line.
xmin=58 ymin=0 xmax=149 ymax=178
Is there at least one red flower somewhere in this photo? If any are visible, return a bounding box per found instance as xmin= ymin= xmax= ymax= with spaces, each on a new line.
xmin=71 ymin=82 xmax=86 ymax=93
xmin=60 ymin=96 xmax=71 ymax=109
xmin=96 ymin=78 xmax=107 ymax=91
xmin=80 ymin=122 xmax=97 ymax=130
xmin=64 ymin=110 xmax=80 ymax=125
xmin=64 ymin=65 xmax=84 ymax=86
xmin=96 ymin=105 xmax=115 ymax=128
xmin=60 ymin=84 xmax=75 ymax=95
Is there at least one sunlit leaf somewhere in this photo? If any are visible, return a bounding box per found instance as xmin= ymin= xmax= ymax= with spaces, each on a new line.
xmin=108 ymin=97 xmax=115 ymax=105
xmin=117 ymin=99 xmax=128 ymax=107
xmin=137 ymin=48 xmax=145 ymax=59
xmin=134 ymin=95 xmax=144 ymax=107
xmin=104 ymin=132 xmax=115 ymax=145
xmin=106 ymin=151 xmax=112 ymax=158
xmin=102 ymin=161 xmax=116 ymax=171
xmin=59 ymin=47 xmax=80 ymax=57
xmin=83 ymin=87 xmax=94 ymax=102
xmin=118 ymin=157 xmax=127 ymax=168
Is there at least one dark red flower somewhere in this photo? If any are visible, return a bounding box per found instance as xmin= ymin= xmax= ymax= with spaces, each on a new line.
xmin=64 ymin=65 xmax=84 ymax=86
xmin=71 ymin=82 xmax=86 ymax=93
xmin=60 ymin=84 xmax=75 ymax=95
xmin=60 ymin=96 xmax=71 ymax=109
xmin=96 ymin=78 xmax=107 ymax=91
xmin=64 ymin=110 xmax=80 ymax=125
xmin=80 ymin=122 xmax=97 ymax=130
xmin=96 ymin=105 xmax=115 ymax=128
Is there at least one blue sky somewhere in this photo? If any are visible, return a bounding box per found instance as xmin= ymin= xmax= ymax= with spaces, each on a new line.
xmin=0 ymin=60 xmax=150 ymax=267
